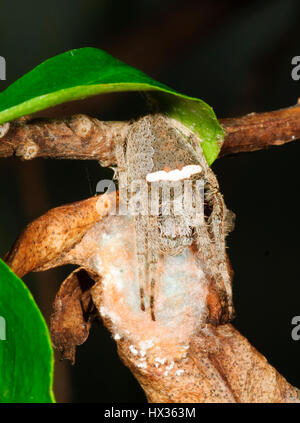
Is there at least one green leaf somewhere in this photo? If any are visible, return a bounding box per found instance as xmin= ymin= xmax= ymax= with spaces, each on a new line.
xmin=0 ymin=47 xmax=224 ymax=164
xmin=0 ymin=259 xmax=55 ymax=403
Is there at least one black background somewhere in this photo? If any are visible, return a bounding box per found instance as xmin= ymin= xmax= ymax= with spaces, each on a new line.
xmin=0 ymin=0 xmax=300 ymax=403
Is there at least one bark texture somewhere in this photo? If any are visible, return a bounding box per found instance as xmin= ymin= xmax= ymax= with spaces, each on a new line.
xmin=0 ymin=114 xmax=127 ymax=166
xmin=1 ymin=102 xmax=300 ymax=163
xmin=220 ymin=101 xmax=300 ymax=156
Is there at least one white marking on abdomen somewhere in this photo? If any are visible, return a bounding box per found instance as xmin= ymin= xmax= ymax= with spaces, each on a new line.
xmin=146 ymin=165 xmax=202 ymax=182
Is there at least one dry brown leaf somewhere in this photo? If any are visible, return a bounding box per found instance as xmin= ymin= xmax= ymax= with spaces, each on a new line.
xmin=50 ymin=267 xmax=101 ymax=364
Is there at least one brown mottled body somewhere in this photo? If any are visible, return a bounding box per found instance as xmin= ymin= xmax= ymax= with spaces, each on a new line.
xmin=116 ymin=114 xmax=235 ymax=322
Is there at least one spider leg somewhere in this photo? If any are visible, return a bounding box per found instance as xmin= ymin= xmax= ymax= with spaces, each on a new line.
xmin=134 ymin=214 xmax=148 ymax=312
xmin=209 ymin=190 xmax=234 ymax=316
xmin=194 ymin=194 xmax=216 ymax=277
xmin=147 ymin=217 xmax=160 ymax=321
xmin=193 ymin=177 xmax=233 ymax=323
xmin=204 ymin=166 xmax=234 ymax=319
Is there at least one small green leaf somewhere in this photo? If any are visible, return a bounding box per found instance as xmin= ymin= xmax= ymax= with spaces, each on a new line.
xmin=0 ymin=47 xmax=224 ymax=164
xmin=0 ymin=259 xmax=55 ymax=403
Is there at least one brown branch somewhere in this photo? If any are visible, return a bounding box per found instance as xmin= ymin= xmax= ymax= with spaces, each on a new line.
xmin=0 ymin=114 xmax=128 ymax=166
xmin=2 ymin=102 xmax=300 ymax=165
xmin=220 ymin=101 xmax=300 ymax=157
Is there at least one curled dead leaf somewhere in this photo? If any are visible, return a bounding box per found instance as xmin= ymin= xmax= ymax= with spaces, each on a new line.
xmin=50 ymin=267 xmax=101 ymax=364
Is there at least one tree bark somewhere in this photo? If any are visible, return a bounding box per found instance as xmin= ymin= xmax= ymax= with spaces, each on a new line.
xmin=220 ymin=101 xmax=300 ymax=156
xmin=0 ymin=114 xmax=127 ymax=166
xmin=1 ymin=102 xmax=300 ymax=164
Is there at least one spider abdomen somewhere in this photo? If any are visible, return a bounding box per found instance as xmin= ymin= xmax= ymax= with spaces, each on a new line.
xmin=158 ymin=215 xmax=193 ymax=255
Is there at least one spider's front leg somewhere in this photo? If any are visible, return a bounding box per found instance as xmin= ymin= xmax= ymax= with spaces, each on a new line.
xmin=146 ymin=215 xmax=160 ymax=321
xmin=134 ymin=214 xmax=148 ymax=313
xmin=209 ymin=189 xmax=235 ymax=320
xmin=134 ymin=212 xmax=160 ymax=321
xmin=194 ymin=166 xmax=235 ymax=323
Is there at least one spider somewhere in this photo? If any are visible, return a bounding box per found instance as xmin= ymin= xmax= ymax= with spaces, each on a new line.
xmin=115 ymin=114 xmax=235 ymax=322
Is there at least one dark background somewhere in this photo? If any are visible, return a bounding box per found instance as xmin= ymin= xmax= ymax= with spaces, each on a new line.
xmin=0 ymin=0 xmax=300 ymax=403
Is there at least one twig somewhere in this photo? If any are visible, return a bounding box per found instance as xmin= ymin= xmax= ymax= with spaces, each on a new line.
xmin=1 ymin=102 xmax=300 ymax=164
xmin=220 ymin=101 xmax=300 ymax=157
xmin=0 ymin=114 xmax=127 ymax=166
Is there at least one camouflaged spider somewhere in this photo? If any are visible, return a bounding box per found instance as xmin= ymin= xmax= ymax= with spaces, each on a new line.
xmin=115 ymin=114 xmax=235 ymax=322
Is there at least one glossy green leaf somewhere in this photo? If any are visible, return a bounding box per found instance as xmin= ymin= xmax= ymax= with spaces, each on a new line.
xmin=0 ymin=259 xmax=55 ymax=403
xmin=0 ymin=47 xmax=224 ymax=164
